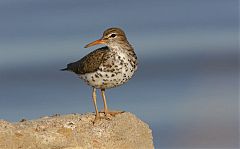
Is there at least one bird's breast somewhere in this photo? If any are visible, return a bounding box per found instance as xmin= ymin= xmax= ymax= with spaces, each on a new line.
xmin=79 ymin=51 xmax=137 ymax=89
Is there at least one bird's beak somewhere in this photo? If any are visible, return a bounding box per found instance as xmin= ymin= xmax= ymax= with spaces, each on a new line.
xmin=84 ymin=38 xmax=106 ymax=48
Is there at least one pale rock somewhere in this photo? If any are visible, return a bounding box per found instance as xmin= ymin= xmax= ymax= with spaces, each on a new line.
xmin=0 ymin=112 xmax=154 ymax=149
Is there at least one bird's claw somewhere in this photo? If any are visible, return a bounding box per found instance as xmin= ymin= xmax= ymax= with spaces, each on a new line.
xmin=100 ymin=110 xmax=125 ymax=117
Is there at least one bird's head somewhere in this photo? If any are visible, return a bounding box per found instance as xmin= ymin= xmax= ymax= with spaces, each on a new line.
xmin=84 ymin=27 xmax=129 ymax=48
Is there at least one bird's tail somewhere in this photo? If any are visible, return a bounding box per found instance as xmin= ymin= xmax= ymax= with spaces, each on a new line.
xmin=60 ymin=68 xmax=68 ymax=71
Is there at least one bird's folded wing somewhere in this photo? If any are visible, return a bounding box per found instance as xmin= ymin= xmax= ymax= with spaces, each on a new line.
xmin=66 ymin=46 xmax=110 ymax=74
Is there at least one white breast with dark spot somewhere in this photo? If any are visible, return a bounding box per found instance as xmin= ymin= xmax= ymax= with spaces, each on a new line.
xmin=79 ymin=51 xmax=137 ymax=89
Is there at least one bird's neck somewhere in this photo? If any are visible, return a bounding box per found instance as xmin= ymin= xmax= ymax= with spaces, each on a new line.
xmin=108 ymin=41 xmax=134 ymax=53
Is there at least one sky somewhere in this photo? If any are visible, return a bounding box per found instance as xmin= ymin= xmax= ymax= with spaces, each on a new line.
xmin=0 ymin=0 xmax=239 ymax=148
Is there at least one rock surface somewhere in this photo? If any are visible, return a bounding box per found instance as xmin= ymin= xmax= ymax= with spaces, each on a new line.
xmin=0 ymin=112 xmax=154 ymax=149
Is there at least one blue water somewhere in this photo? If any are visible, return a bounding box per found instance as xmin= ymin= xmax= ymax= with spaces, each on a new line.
xmin=0 ymin=0 xmax=239 ymax=148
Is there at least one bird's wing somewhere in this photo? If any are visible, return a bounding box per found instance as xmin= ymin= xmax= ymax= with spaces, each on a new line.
xmin=64 ymin=46 xmax=110 ymax=74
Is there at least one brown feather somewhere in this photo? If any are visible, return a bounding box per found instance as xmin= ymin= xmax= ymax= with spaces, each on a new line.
xmin=63 ymin=46 xmax=110 ymax=74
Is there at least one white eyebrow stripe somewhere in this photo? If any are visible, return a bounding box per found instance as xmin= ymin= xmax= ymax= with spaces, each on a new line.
xmin=108 ymin=33 xmax=117 ymax=38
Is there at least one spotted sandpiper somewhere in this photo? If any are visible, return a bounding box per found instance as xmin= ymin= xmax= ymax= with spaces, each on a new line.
xmin=61 ymin=27 xmax=138 ymax=122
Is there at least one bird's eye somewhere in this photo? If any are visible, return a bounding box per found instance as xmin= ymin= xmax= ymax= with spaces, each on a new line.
xmin=110 ymin=34 xmax=116 ymax=38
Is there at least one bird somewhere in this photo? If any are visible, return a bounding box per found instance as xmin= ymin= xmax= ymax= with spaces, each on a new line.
xmin=61 ymin=27 xmax=138 ymax=122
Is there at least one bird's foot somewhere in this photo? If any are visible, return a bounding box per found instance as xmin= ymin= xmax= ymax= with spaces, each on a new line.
xmin=100 ymin=110 xmax=125 ymax=117
xmin=93 ymin=114 xmax=101 ymax=124
xmin=105 ymin=110 xmax=125 ymax=116
xmin=93 ymin=111 xmax=125 ymax=124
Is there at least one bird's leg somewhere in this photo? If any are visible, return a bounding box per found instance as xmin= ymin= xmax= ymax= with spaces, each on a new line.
xmin=101 ymin=89 xmax=109 ymax=115
xmin=92 ymin=88 xmax=100 ymax=122
xmin=100 ymin=89 xmax=124 ymax=116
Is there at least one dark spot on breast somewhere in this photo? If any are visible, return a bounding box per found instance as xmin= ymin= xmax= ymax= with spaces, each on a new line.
xmin=111 ymin=74 xmax=115 ymax=77
xmin=95 ymin=74 xmax=99 ymax=78
xmin=110 ymin=69 xmax=115 ymax=72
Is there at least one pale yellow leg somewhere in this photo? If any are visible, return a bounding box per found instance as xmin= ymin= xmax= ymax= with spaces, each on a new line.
xmin=92 ymin=88 xmax=100 ymax=122
xmin=101 ymin=89 xmax=109 ymax=115
xmin=100 ymin=89 xmax=124 ymax=116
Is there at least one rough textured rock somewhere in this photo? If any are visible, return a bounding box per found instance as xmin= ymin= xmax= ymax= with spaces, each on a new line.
xmin=0 ymin=112 xmax=154 ymax=149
